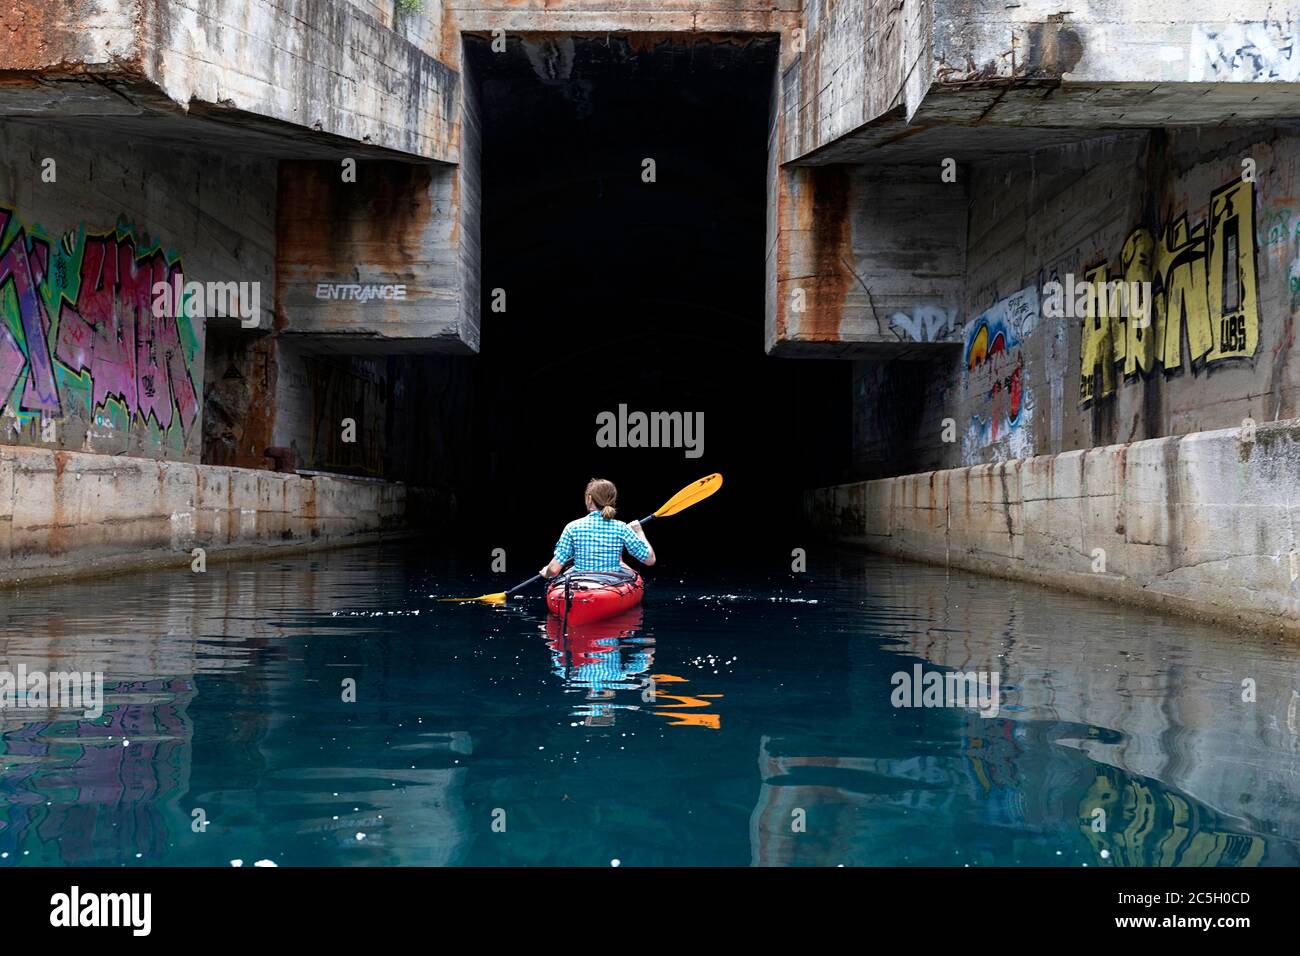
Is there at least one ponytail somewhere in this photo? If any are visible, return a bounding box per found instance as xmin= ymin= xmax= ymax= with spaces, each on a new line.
xmin=585 ymin=478 xmax=618 ymax=520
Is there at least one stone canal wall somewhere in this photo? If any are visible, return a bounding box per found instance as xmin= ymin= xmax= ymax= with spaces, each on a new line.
xmin=806 ymin=418 xmax=1300 ymax=636
xmin=0 ymin=445 xmax=408 ymax=584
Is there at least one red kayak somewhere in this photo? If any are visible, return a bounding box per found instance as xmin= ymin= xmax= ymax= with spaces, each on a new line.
xmin=546 ymin=570 xmax=644 ymax=624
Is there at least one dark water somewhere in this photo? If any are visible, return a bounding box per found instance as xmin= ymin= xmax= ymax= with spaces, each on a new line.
xmin=2 ymin=543 xmax=1298 ymax=867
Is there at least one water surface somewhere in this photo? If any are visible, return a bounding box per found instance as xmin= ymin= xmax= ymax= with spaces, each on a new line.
xmin=2 ymin=544 xmax=1298 ymax=866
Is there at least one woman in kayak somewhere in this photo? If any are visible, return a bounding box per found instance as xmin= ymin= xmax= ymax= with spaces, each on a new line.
xmin=539 ymin=478 xmax=655 ymax=579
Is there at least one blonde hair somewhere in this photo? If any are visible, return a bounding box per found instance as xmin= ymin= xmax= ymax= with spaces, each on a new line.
xmin=586 ymin=478 xmax=618 ymax=520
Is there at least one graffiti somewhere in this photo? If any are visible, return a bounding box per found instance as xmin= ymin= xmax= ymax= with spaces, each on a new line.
xmin=1260 ymin=207 xmax=1299 ymax=247
xmin=0 ymin=207 xmax=201 ymax=452
xmin=962 ymin=286 xmax=1039 ymax=462
xmin=889 ymin=305 xmax=959 ymax=343
xmin=1079 ymin=179 xmax=1259 ymax=406
xmin=1189 ymin=21 xmax=1300 ymax=83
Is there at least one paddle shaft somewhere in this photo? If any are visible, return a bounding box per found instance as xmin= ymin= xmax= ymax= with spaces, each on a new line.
xmin=505 ymin=573 xmax=543 ymax=597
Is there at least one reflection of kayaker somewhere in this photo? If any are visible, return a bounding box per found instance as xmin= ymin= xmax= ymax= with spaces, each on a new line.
xmin=546 ymin=608 xmax=646 ymax=674
xmin=545 ymin=609 xmax=652 ymax=725
xmin=540 ymin=479 xmax=654 ymax=624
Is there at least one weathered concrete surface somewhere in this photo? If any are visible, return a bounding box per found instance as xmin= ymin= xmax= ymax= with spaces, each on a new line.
xmin=766 ymin=163 xmax=967 ymax=356
xmin=782 ymin=2 xmax=1300 ymax=166
xmin=445 ymin=0 xmax=798 ymax=56
xmin=0 ymin=444 xmax=409 ymax=584
xmin=0 ymin=0 xmax=460 ymax=163
xmin=848 ymin=127 xmax=1300 ymax=472
xmin=276 ymin=159 xmax=479 ymax=353
xmin=806 ymin=419 xmax=1300 ymax=636
xmin=777 ymin=0 xmax=919 ymax=164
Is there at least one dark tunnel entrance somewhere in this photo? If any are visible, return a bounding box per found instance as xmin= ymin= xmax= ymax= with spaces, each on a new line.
xmin=459 ymin=35 xmax=850 ymax=569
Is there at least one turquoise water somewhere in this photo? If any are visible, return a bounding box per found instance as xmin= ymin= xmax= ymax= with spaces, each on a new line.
xmin=2 ymin=543 xmax=1298 ymax=867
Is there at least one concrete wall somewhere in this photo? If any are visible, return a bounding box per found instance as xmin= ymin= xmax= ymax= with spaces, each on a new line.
xmin=0 ymin=443 xmax=409 ymax=584
xmin=270 ymin=341 xmax=475 ymax=485
xmin=807 ymin=418 xmax=1300 ymax=636
xmin=850 ymin=126 xmax=1300 ymax=473
xmin=0 ymin=119 xmax=276 ymax=463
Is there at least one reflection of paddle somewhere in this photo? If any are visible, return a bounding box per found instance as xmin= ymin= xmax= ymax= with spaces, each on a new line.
xmin=441 ymin=473 xmax=724 ymax=605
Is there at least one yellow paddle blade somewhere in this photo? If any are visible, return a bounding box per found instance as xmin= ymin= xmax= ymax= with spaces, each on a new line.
xmin=440 ymin=592 xmax=507 ymax=604
xmin=654 ymin=473 xmax=723 ymax=518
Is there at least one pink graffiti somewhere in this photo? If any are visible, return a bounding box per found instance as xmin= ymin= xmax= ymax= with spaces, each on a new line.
xmin=0 ymin=209 xmax=61 ymax=415
xmin=54 ymin=236 xmax=199 ymax=433
xmin=0 ymin=208 xmax=199 ymax=435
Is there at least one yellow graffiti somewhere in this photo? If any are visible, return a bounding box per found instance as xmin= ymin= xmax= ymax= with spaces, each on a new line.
xmin=1080 ymin=180 xmax=1258 ymax=406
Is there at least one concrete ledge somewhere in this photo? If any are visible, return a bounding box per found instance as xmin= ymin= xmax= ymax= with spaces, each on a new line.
xmin=0 ymin=0 xmax=459 ymax=163
xmin=0 ymin=445 xmax=409 ymax=584
xmin=806 ymin=420 xmax=1300 ymax=637
xmin=781 ymin=2 xmax=1300 ymax=165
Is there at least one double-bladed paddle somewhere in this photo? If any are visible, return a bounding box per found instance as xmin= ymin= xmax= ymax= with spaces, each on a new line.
xmin=442 ymin=473 xmax=723 ymax=605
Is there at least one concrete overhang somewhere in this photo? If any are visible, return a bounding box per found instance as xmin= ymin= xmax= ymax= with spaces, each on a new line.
xmin=0 ymin=0 xmax=460 ymax=164
xmin=781 ymin=1 xmax=1300 ymax=167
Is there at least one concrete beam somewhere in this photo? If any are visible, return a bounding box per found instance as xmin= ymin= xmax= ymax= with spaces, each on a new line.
xmin=766 ymin=164 xmax=967 ymax=356
xmin=276 ymin=156 xmax=480 ymax=354
xmin=0 ymin=0 xmax=460 ymax=163
xmin=782 ymin=2 xmax=1300 ymax=166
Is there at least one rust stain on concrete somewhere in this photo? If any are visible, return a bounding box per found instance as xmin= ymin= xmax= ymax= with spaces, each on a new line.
xmin=50 ymin=451 xmax=66 ymax=555
xmin=788 ymin=165 xmax=852 ymax=344
xmin=0 ymin=0 xmax=79 ymax=71
xmin=1023 ymin=17 xmax=1084 ymax=79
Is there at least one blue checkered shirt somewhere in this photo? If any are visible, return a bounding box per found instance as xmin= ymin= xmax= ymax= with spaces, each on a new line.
xmin=553 ymin=511 xmax=651 ymax=571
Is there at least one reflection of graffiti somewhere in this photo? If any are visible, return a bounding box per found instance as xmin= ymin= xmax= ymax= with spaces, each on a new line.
xmin=889 ymin=305 xmax=959 ymax=342
xmin=1189 ymin=21 xmax=1300 ymax=82
xmin=1079 ymin=768 xmax=1265 ymax=867
xmin=0 ymin=207 xmax=201 ymax=452
xmin=962 ymin=286 xmax=1038 ymax=462
xmin=1080 ymin=180 xmax=1259 ymax=406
